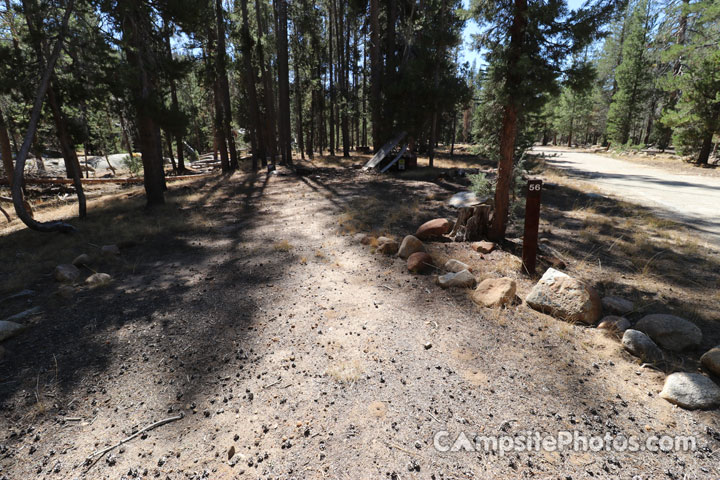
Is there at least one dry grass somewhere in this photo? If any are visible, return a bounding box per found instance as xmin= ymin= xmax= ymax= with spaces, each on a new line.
xmin=326 ymin=359 xmax=365 ymax=384
xmin=272 ymin=240 xmax=293 ymax=252
xmin=0 ymin=178 xmax=219 ymax=294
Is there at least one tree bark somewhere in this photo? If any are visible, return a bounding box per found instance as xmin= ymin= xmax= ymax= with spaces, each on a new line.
xmin=697 ymin=130 xmax=714 ymax=165
xmin=0 ymin=109 xmax=13 ymax=185
xmin=12 ymin=0 xmax=76 ymax=232
xmin=23 ymin=0 xmax=86 ymax=217
xmin=276 ymin=0 xmax=292 ymax=164
xmin=328 ymin=0 xmax=335 ymax=156
xmin=164 ymin=20 xmax=185 ymax=172
xmin=256 ymin=0 xmax=277 ymax=166
xmin=215 ymin=0 xmax=238 ymax=170
xmin=239 ymin=0 xmax=263 ymax=170
xmin=369 ymin=0 xmax=381 ymax=152
xmin=489 ymin=0 xmax=527 ymax=241
xmin=121 ymin=0 xmax=166 ymax=205
xmin=293 ymin=46 xmax=305 ymax=160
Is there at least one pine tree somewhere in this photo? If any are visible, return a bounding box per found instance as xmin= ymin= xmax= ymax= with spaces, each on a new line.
xmin=660 ymin=0 xmax=720 ymax=164
xmin=471 ymin=0 xmax=621 ymax=240
xmin=605 ymin=0 xmax=652 ymax=146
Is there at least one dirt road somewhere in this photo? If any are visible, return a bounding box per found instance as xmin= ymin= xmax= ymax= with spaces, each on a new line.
xmin=533 ymin=146 xmax=720 ymax=247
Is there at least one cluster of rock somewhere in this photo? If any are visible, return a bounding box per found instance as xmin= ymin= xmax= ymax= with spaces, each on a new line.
xmin=54 ymin=245 xmax=118 ymax=291
xmin=524 ymin=267 xmax=719 ymax=410
xmin=364 ymin=218 xmax=519 ymax=309
xmin=1 ymin=245 xmax=120 ymax=345
xmin=360 ymin=217 xmax=720 ymax=411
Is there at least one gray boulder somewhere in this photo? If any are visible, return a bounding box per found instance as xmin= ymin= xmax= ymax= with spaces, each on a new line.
xmin=622 ymin=329 xmax=663 ymax=363
xmin=444 ymin=259 xmax=470 ymax=273
xmin=602 ymin=296 xmax=634 ymax=315
xmin=54 ymin=264 xmax=80 ymax=283
xmin=525 ymin=268 xmax=601 ymax=324
xmin=0 ymin=321 xmax=27 ymax=342
xmin=660 ymin=373 xmax=720 ymax=410
xmin=635 ymin=314 xmax=702 ymax=351
xmin=72 ymin=253 xmax=91 ymax=266
xmin=438 ymin=270 xmax=476 ymax=289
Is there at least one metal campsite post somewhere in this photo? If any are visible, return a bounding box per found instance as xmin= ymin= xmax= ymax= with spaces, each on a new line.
xmin=522 ymin=179 xmax=543 ymax=275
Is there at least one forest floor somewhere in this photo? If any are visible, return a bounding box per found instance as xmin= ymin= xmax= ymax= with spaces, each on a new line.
xmin=1 ymin=147 xmax=719 ymax=479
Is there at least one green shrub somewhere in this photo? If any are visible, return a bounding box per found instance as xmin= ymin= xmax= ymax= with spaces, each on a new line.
xmin=123 ymin=154 xmax=143 ymax=177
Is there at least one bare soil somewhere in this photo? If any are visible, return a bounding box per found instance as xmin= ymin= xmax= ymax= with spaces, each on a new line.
xmin=1 ymin=150 xmax=719 ymax=480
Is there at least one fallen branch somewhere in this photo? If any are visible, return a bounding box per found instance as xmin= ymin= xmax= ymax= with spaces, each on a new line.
xmin=84 ymin=413 xmax=183 ymax=468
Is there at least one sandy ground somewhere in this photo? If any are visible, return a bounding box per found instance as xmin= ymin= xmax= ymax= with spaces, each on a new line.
xmin=1 ymin=163 xmax=719 ymax=480
xmin=533 ymin=146 xmax=720 ymax=247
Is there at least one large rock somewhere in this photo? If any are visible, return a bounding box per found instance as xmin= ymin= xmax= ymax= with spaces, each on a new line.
xmin=54 ymin=264 xmax=80 ymax=283
xmin=701 ymin=347 xmax=720 ymax=377
xmin=376 ymin=237 xmax=399 ymax=255
xmin=0 ymin=320 xmax=27 ymax=342
xmin=72 ymin=253 xmax=91 ymax=266
xmin=598 ymin=315 xmax=631 ymax=333
xmin=85 ymin=273 xmax=112 ymax=288
xmin=525 ymin=268 xmax=601 ymax=325
xmin=398 ymin=235 xmax=425 ymax=259
xmin=622 ymin=329 xmax=663 ymax=363
xmin=407 ymin=252 xmax=434 ymax=274
xmin=444 ymin=259 xmax=470 ymax=273
xmin=635 ymin=314 xmax=702 ymax=351
xmin=472 ymin=278 xmax=516 ymax=307
xmin=660 ymin=373 xmax=720 ymax=410
xmin=471 ymin=241 xmax=496 ymax=254
xmin=602 ymin=296 xmax=634 ymax=315
xmin=438 ymin=270 xmax=476 ymax=289
xmin=415 ymin=218 xmax=452 ymax=240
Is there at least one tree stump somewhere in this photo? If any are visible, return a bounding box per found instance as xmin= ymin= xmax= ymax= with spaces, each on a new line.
xmin=451 ymin=204 xmax=493 ymax=242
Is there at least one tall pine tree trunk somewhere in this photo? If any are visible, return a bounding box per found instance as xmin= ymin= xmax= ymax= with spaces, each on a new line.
xmin=215 ymin=0 xmax=238 ymax=171
xmin=256 ymin=0 xmax=277 ymax=166
xmin=294 ymin=50 xmax=305 ymax=160
xmin=490 ymin=0 xmax=527 ymax=241
xmin=239 ymin=0 xmax=263 ymax=170
xmin=369 ymin=0 xmax=381 ymax=151
xmin=276 ymin=0 xmax=292 ymax=164
xmin=121 ymin=1 xmax=166 ymax=205
xmin=328 ymin=1 xmax=335 ymax=156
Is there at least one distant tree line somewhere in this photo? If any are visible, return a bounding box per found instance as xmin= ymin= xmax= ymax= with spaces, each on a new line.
xmin=466 ymin=0 xmax=719 ymax=166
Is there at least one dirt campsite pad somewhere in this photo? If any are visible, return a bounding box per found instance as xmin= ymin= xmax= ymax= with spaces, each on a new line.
xmin=1 ymin=155 xmax=720 ymax=479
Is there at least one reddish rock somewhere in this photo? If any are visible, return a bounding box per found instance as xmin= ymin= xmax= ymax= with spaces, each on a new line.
xmin=471 ymin=241 xmax=496 ymax=254
xmin=415 ymin=218 xmax=452 ymax=240
xmin=407 ymin=252 xmax=434 ymax=274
